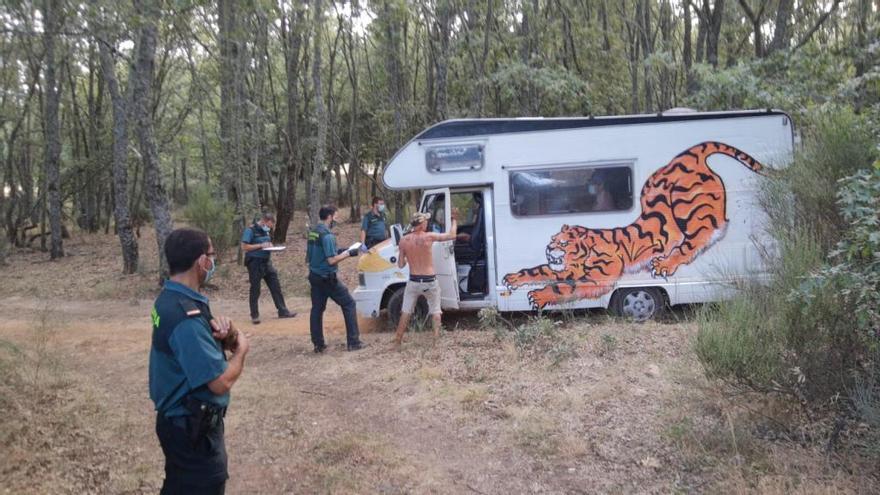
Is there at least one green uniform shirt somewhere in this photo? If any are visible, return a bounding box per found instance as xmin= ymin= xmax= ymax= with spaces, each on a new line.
xmin=361 ymin=211 xmax=387 ymax=242
xmin=307 ymin=223 xmax=338 ymax=277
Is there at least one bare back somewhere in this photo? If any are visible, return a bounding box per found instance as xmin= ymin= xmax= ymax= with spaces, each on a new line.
xmin=399 ymin=231 xmax=439 ymax=276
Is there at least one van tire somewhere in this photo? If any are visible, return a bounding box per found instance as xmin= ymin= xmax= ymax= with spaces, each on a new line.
xmin=612 ymin=287 xmax=664 ymax=322
xmin=387 ymin=286 xmax=430 ymax=330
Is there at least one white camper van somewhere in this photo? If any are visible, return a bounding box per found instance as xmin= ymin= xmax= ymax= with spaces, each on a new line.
xmin=353 ymin=109 xmax=793 ymax=322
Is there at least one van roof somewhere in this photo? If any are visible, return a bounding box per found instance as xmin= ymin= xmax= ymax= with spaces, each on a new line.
xmin=415 ymin=109 xmax=788 ymax=140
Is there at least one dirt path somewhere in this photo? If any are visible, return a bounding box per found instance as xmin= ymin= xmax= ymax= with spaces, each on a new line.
xmin=2 ymin=292 xmax=875 ymax=494
xmin=0 ymin=294 xmax=708 ymax=494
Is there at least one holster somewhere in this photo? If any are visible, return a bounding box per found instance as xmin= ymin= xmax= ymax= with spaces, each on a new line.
xmin=182 ymin=396 xmax=225 ymax=446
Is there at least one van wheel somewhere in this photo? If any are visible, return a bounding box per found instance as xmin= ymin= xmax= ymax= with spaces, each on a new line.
xmin=387 ymin=286 xmax=430 ymax=330
xmin=612 ymin=287 xmax=664 ymax=322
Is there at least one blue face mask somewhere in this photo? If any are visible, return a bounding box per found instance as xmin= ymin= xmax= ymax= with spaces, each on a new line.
xmin=204 ymin=257 xmax=216 ymax=284
xmin=262 ymin=225 xmax=271 ymax=233
xmin=377 ymin=204 xmax=386 ymax=213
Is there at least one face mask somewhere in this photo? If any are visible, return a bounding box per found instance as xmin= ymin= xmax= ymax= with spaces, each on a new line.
xmin=203 ymin=257 xmax=216 ymax=284
xmin=587 ymin=184 xmax=597 ymax=195
xmin=262 ymin=225 xmax=271 ymax=233
xmin=377 ymin=204 xmax=386 ymax=213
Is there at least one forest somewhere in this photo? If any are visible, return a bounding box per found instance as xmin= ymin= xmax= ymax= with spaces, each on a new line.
xmin=1 ymin=0 xmax=872 ymax=274
xmin=2 ymin=1 xmax=880 ymax=493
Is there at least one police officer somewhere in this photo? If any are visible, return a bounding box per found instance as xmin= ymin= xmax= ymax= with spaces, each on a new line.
xmin=149 ymin=228 xmax=250 ymax=494
xmin=359 ymin=196 xmax=388 ymax=248
xmin=241 ymin=212 xmax=295 ymax=324
xmin=307 ymin=205 xmax=365 ymax=353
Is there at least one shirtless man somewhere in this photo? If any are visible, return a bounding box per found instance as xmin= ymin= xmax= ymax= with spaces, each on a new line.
xmin=392 ymin=209 xmax=458 ymax=347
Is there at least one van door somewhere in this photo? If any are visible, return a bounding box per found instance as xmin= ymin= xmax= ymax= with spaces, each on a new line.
xmin=420 ymin=188 xmax=460 ymax=310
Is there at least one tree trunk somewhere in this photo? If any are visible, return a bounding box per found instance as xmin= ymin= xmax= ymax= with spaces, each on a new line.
xmin=275 ymin=4 xmax=306 ymax=242
xmin=768 ymin=0 xmax=793 ymax=54
xmin=43 ymin=0 xmax=64 ymax=259
xmin=705 ymin=0 xmax=725 ymax=67
xmin=343 ymin=10 xmax=361 ymax=221
xmin=308 ymin=0 xmax=327 ymax=225
xmin=131 ymin=0 xmax=173 ymax=281
xmin=98 ymin=31 xmax=139 ymax=274
xmin=683 ymin=0 xmax=695 ymax=93
xmin=219 ymin=0 xmax=257 ymax=254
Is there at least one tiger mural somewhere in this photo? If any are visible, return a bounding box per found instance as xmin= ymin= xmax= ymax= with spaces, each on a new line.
xmin=502 ymin=141 xmax=766 ymax=310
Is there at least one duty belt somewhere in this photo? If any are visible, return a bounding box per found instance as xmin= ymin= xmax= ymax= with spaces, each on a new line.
xmin=409 ymin=274 xmax=436 ymax=283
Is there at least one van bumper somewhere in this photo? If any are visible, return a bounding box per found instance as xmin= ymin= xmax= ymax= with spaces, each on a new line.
xmin=353 ymin=287 xmax=383 ymax=318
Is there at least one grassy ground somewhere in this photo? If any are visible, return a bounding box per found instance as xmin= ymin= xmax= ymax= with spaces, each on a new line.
xmin=0 ymin=218 xmax=877 ymax=494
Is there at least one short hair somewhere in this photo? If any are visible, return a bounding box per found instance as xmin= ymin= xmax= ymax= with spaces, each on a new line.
xmin=165 ymin=228 xmax=210 ymax=275
xmin=319 ymin=205 xmax=338 ymax=220
xmin=261 ymin=211 xmax=276 ymax=222
xmin=372 ymin=196 xmax=383 ymax=205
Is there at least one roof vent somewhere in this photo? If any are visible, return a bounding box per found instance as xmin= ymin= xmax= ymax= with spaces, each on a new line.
xmin=662 ymin=107 xmax=697 ymax=115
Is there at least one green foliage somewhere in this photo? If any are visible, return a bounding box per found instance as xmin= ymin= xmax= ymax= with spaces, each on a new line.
xmin=801 ymin=168 xmax=880 ymax=441
xmin=489 ymin=62 xmax=592 ymax=116
xmin=183 ymin=186 xmax=237 ymax=254
xmin=507 ymin=316 xmax=577 ymax=367
xmin=766 ymin=108 xmax=877 ymax=251
xmin=598 ymin=333 xmax=617 ymax=357
xmin=695 ymin=108 xmax=880 ymax=425
xmin=477 ymin=306 xmax=500 ymax=330
xmin=687 ymin=49 xmax=849 ymax=118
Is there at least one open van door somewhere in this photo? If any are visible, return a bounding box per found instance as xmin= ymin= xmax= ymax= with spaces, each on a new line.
xmin=420 ymin=188 xmax=460 ymax=310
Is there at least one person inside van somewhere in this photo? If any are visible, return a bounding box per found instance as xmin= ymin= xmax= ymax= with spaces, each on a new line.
xmin=590 ymin=171 xmax=615 ymax=211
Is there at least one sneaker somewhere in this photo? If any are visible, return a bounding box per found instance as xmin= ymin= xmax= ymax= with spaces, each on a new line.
xmin=278 ymin=311 xmax=297 ymax=319
xmin=251 ymin=316 xmax=261 ymax=325
xmin=314 ymin=344 xmax=327 ymax=354
xmin=347 ymin=342 xmax=367 ymax=352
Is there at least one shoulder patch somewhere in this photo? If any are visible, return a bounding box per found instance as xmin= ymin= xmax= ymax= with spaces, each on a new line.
xmin=179 ymin=299 xmax=202 ymax=317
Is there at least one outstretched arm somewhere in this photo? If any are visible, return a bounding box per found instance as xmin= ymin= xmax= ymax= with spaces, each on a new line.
xmin=427 ymin=209 xmax=458 ymax=242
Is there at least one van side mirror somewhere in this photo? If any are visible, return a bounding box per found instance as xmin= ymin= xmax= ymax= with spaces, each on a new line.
xmin=391 ymin=224 xmax=403 ymax=246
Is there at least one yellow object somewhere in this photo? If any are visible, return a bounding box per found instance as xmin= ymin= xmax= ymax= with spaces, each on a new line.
xmin=357 ymin=250 xmax=394 ymax=273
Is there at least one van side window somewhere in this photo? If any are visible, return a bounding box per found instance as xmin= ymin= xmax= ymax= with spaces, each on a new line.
xmin=509 ymin=165 xmax=633 ymax=217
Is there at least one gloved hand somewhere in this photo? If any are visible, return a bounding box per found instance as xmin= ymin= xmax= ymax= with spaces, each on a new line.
xmin=359 ymin=244 xmax=369 ymax=253
xmin=336 ymin=248 xmax=347 ymax=255
xmin=348 ymin=248 xmax=359 ymax=257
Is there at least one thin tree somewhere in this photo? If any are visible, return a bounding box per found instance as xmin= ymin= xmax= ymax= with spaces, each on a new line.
xmin=43 ymin=0 xmax=64 ymax=259
xmin=96 ymin=17 xmax=139 ymax=274
xmin=308 ymin=0 xmax=327 ymax=225
xmin=130 ymin=0 xmax=173 ymax=280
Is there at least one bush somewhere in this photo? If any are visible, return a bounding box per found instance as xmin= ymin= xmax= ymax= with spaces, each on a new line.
xmin=183 ymin=186 xmax=237 ymax=255
xmin=764 ymin=108 xmax=878 ymax=251
xmin=695 ymin=108 xmax=878 ymax=422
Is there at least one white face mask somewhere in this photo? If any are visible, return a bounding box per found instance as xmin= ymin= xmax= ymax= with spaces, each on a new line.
xmin=587 ymin=184 xmax=598 ymax=195
xmin=377 ymin=204 xmax=386 ymax=213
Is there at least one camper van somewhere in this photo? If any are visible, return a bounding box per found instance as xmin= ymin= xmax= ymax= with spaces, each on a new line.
xmin=353 ymin=109 xmax=794 ymax=322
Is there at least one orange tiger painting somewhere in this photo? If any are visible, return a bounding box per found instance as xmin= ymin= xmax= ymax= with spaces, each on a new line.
xmin=502 ymin=141 xmax=766 ymax=310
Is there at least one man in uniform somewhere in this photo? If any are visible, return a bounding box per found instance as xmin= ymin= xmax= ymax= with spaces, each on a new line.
xmin=307 ymin=205 xmax=365 ymax=353
xmin=241 ymin=212 xmax=295 ymax=324
xmin=392 ymin=209 xmax=458 ymax=348
xmin=149 ymin=228 xmax=250 ymax=494
xmin=359 ymin=196 xmax=388 ymax=248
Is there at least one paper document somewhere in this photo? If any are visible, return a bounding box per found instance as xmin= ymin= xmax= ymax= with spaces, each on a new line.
xmin=347 ymin=242 xmax=363 ymax=251
xmin=262 ymin=246 xmax=287 ymax=252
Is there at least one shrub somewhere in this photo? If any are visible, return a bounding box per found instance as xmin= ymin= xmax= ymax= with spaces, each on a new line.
xmin=183 ymin=186 xmax=237 ymax=255
xmin=763 ymin=108 xmax=878 ymax=251
xmin=695 ymin=108 xmax=878 ymax=423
